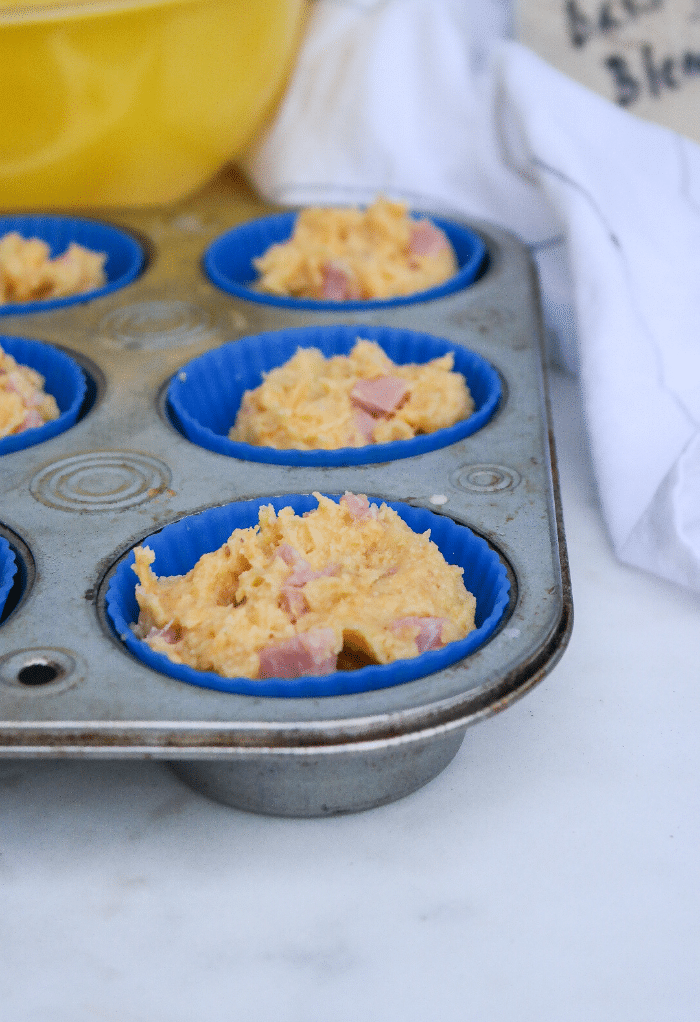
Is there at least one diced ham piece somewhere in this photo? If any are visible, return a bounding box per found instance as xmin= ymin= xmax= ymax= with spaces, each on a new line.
xmin=340 ymin=492 xmax=377 ymax=522
xmin=20 ymin=409 xmax=44 ymax=430
xmin=277 ymin=543 xmax=303 ymax=567
xmin=277 ymin=544 xmax=340 ymax=620
xmin=391 ymin=616 xmax=446 ymax=652
xmin=285 ymin=562 xmax=317 ymax=588
xmin=277 ymin=545 xmax=340 ymax=589
xmin=350 ymin=376 xmax=408 ymax=416
xmin=320 ymin=261 xmax=360 ymax=301
xmin=146 ymin=622 xmax=179 ymax=644
xmin=277 ymin=546 xmax=315 ymax=586
xmin=409 ymin=220 xmax=449 ymax=257
xmin=279 ymin=587 xmax=308 ymax=622
xmin=353 ymin=408 xmax=376 ymax=443
xmin=258 ymin=628 xmax=338 ymax=679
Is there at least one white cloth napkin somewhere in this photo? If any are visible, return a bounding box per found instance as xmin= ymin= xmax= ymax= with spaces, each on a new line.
xmin=243 ymin=0 xmax=700 ymax=594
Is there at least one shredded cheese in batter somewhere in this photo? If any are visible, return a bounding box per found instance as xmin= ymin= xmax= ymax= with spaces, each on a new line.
xmin=0 ymin=232 xmax=106 ymax=305
xmin=254 ymin=197 xmax=458 ymax=301
xmin=229 ymin=338 xmax=474 ymax=450
xmin=0 ymin=344 xmax=60 ymax=438
xmin=132 ymin=492 xmax=476 ymax=681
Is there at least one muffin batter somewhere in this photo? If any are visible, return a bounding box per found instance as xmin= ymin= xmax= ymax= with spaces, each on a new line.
xmin=0 ymin=344 xmax=60 ymax=438
xmin=229 ymin=338 xmax=474 ymax=449
xmin=0 ymin=232 xmax=106 ymax=304
xmin=254 ymin=197 xmax=458 ymax=301
xmin=132 ymin=492 xmax=476 ymax=680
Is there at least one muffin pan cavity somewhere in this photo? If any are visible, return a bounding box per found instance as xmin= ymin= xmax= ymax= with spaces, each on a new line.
xmin=166 ymin=324 xmax=501 ymax=466
xmin=0 ymin=181 xmax=571 ymax=816
xmin=0 ymin=336 xmax=88 ymax=455
xmin=0 ymin=215 xmax=145 ymax=315
xmin=105 ymin=494 xmax=511 ymax=698
xmin=203 ymin=211 xmax=487 ymax=310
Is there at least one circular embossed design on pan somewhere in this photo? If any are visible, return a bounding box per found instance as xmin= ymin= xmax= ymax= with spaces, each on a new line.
xmin=451 ymin=463 xmax=521 ymax=493
xmin=98 ymin=300 xmax=216 ymax=350
xmin=30 ymin=452 xmax=171 ymax=512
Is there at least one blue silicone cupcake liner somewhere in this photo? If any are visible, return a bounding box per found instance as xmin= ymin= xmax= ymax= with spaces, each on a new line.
xmin=0 ymin=336 xmax=87 ymax=455
xmin=0 ymin=536 xmax=17 ymax=622
xmin=0 ymin=215 xmax=144 ymax=315
xmin=167 ymin=324 xmax=501 ymax=467
xmin=105 ymin=494 xmax=511 ymax=698
xmin=203 ymin=211 xmax=486 ymax=310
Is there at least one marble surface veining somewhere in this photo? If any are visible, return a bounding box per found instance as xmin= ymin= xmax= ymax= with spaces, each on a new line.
xmin=1 ymin=371 xmax=698 ymax=1022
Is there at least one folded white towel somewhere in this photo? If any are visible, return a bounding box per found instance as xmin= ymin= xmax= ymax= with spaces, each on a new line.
xmin=244 ymin=0 xmax=700 ymax=593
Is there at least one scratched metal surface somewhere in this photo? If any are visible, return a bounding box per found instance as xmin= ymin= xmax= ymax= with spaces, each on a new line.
xmin=0 ymin=171 xmax=571 ymax=811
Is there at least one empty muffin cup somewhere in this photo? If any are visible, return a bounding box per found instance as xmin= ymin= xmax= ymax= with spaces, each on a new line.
xmin=105 ymin=494 xmax=511 ymax=698
xmin=167 ymin=324 xmax=501 ymax=466
xmin=0 ymin=214 xmax=144 ymax=315
xmin=0 ymin=336 xmax=88 ymax=455
xmin=203 ymin=210 xmax=486 ymax=310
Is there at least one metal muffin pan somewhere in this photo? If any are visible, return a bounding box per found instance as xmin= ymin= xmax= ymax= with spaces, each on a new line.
xmin=0 ymin=180 xmax=572 ymax=816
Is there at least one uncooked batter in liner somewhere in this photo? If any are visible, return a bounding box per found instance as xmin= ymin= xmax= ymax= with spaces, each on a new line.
xmin=253 ymin=197 xmax=458 ymax=301
xmin=0 ymin=344 xmax=59 ymax=438
xmin=0 ymin=232 xmax=106 ymax=305
xmin=132 ymin=492 xmax=476 ymax=680
xmin=229 ymin=338 xmax=474 ymax=450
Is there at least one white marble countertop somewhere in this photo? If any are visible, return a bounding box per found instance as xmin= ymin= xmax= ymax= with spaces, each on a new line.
xmin=2 ymin=369 xmax=699 ymax=1022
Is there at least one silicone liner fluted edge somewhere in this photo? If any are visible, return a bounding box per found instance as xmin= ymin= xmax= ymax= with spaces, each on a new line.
xmin=0 ymin=336 xmax=87 ymax=455
xmin=0 ymin=215 xmax=144 ymax=315
xmin=105 ymin=494 xmax=511 ymax=698
xmin=167 ymin=324 xmax=502 ymax=467
xmin=0 ymin=536 xmax=17 ymax=621
xmin=203 ymin=211 xmax=486 ymax=310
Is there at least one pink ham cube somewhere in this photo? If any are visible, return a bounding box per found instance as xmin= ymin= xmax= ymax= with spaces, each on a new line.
xmin=258 ymin=628 xmax=338 ymax=679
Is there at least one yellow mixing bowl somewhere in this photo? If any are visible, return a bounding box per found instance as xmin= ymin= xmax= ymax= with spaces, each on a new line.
xmin=0 ymin=0 xmax=307 ymax=208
